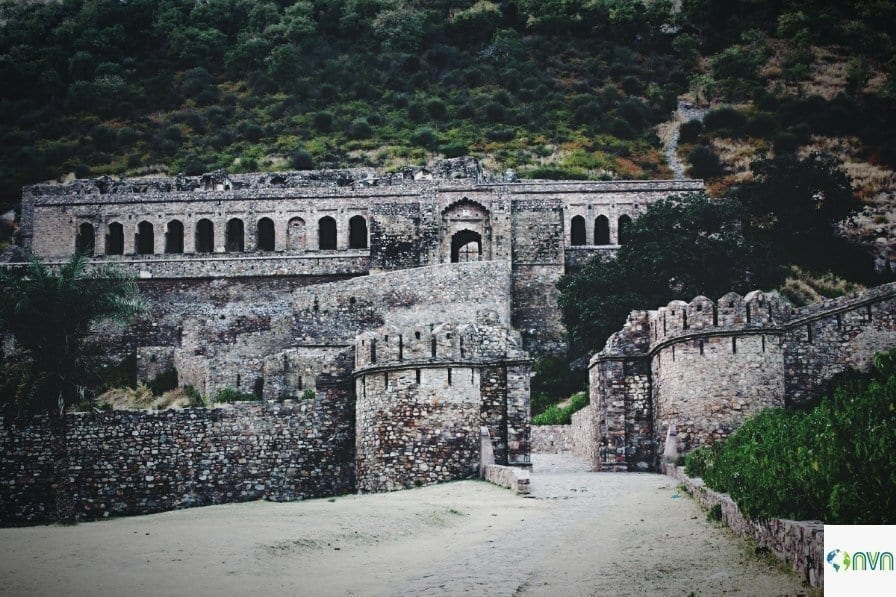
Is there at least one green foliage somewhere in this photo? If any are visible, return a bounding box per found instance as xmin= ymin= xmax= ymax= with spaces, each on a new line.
xmin=214 ymin=387 xmax=259 ymax=403
xmin=686 ymin=145 xmax=726 ymax=178
xmin=0 ymin=255 xmax=143 ymax=419
xmin=530 ymin=356 xmax=586 ymax=416
xmin=145 ymin=368 xmax=178 ymax=396
xmin=684 ymin=445 xmax=719 ymax=478
xmin=698 ymin=348 xmax=896 ymax=523
xmin=183 ymin=385 xmax=207 ymax=408
xmin=301 ymin=388 xmax=316 ymax=401
xmin=532 ymin=391 xmax=589 ymax=426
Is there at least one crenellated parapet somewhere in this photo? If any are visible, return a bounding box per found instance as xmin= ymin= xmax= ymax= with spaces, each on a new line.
xmin=353 ymin=311 xmax=531 ymax=493
xmin=588 ymin=282 xmax=896 ymax=473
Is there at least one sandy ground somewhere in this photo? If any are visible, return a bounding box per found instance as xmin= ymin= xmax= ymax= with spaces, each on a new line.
xmin=0 ymin=455 xmax=810 ymax=597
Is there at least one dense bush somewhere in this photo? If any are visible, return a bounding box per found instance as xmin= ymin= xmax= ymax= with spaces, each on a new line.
xmin=695 ymin=349 xmax=896 ymax=524
xmin=686 ymin=144 xmax=726 ymax=178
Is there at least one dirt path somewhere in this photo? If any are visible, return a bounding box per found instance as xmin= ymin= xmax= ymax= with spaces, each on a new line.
xmin=0 ymin=455 xmax=807 ymax=596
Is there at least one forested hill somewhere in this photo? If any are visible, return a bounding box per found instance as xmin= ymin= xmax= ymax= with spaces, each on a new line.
xmin=1 ymin=0 xmax=895 ymax=212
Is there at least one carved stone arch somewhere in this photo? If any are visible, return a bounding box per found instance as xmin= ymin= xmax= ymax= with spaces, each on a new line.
xmin=440 ymin=197 xmax=491 ymax=263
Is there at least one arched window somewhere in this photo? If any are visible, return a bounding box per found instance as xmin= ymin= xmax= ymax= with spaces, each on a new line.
xmin=76 ymin=222 xmax=95 ymax=256
xmin=571 ymin=215 xmax=586 ymax=246
xmin=257 ymin=217 xmax=275 ymax=251
xmin=451 ymin=230 xmax=482 ymax=263
xmin=196 ymin=219 xmax=214 ymax=253
xmin=136 ymin=221 xmax=154 ymax=255
xmin=594 ymin=215 xmax=610 ymax=246
xmin=225 ymin=218 xmax=244 ymax=252
xmin=287 ymin=217 xmax=305 ymax=251
xmin=618 ymin=214 xmax=633 ymax=245
xmin=349 ymin=215 xmax=368 ymax=249
xmin=106 ymin=222 xmax=124 ymax=255
xmin=165 ymin=220 xmax=184 ymax=254
xmin=318 ymin=216 xmax=337 ymax=250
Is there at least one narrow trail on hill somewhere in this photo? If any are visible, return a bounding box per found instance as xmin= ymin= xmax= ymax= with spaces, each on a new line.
xmin=660 ymin=100 xmax=709 ymax=179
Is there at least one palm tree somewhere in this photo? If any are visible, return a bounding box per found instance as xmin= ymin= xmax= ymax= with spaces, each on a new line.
xmin=0 ymin=254 xmax=143 ymax=523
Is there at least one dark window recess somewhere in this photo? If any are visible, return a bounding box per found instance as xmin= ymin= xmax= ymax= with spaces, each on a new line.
xmin=136 ymin=221 xmax=154 ymax=255
xmin=732 ymin=337 xmax=737 ymax=354
xmin=165 ymin=220 xmax=184 ymax=254
xmin=106 ymin=222 xmax=124 ymax=255
xmin=447 ymin=368 xmax=452 ymax=385
xmin=196 ymin=219 xmax=214 ymax=253
xmin=570 ymin=216 xmax=586 ymax=246
xmin=257 ymin=217 xmax=275 ymax=251
xmin=349 ymin=215 xmax=368 ymax=249
xmin=594 ymin=215 xmax=610 ymax=245
xmin=699 ymin=340 xmax=704 ymax=355
xmin=76 ymin=223 xmax=95 ymax=256
xmin=318 ymin=216 xmax=337 ymax=250
xmin=416 ymin=369 xmax=421 ymax=384
xmin=431 ymin=336 xmax=437 ymax=357
xmin=398 ymin=335 xmax=403 ymax=361
xmin=370 ymin=339 xmax=377 ymax=364
xmin=226 ymin=218 xmax=244 ymax=252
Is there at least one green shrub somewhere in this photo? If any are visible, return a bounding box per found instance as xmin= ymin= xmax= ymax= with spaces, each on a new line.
xmin=684 ymin=445 xmax=717 ymax=478
xmin=678 ymin=119 xmax=704 ymax=144
xmin=410 ymin=126 xmax=438 ymax=149
xmin=214 ymin=387 xmax=259 ymax=403
xmin=301 ymin=388 xmax=315 ymax=401
xmin=313 ymin=111 xmax=333 ymax=132
xmin=146 ymin=367 xmax=178 ymax=395
xmin=184 ymin=385 xmax=207 ymax=407
xmin=532 ymin=391 xmax=589 ymax=425
xmin=291 ymin=149 xmax=314 ymax=170
xmin=701 ymin=348 xmax=896 ymax=524
xmin=441 ymin=142 xmax=469 ymax=158
xmin=686 ymin=145 xmax=725 ymax=178
xmin=347 ymin=118 xmax=372 ymax=139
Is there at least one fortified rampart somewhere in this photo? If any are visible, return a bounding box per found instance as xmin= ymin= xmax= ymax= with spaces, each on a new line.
xmin=354 ymin=314 xmax=530 ymax=492
xmin=586 ymin=282 xmax=896 ymax=471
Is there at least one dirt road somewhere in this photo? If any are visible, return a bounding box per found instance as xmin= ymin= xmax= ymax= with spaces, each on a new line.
xmin=0 ymin=455 xmax=808 ymax=596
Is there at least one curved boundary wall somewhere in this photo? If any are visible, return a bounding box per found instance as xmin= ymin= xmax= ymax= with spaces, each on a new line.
xmin=582 ymin=282 xmax=896 ymax=472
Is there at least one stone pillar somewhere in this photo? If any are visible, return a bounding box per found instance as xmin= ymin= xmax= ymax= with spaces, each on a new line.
xmin=505 ymin=361 xmax=531 ymax=467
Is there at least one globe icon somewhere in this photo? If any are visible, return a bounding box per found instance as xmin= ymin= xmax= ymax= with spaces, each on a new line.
xmin=826 ymin=549 xmax=851 ymax=572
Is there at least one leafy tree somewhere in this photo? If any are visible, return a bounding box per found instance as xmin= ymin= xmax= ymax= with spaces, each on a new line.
xmin=0 ymin=255 xmax=143 ymax=523
xmin=737 ymin=153 xmax=869 ymax=279
xmin=558 ymin=193 xmax=781 ymax=355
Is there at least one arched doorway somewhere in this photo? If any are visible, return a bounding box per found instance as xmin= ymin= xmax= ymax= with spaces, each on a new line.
xmin=136 ymin=221 xmax=154 ymax=255
xmin=257 ymin=217 xmax=275 ymax=251
xmin=226 ymin=218 xmax=245 ymax=252
xmin=196 ymin=219 xmax=214 ymax=253
xmin=451 ymin=230 xmax=482 ymax=263
xmin=441 ymin=198 xmax=491 ymax=263
xmin=76 ymin=222 xmax=95 ymax=256
xmin=594 ymin=215 xmax=610 ymax=245
xmin=349 ymin=215 xmax=368 ymax=249
xmin=166 ymin=220 xmax=184 ymax=254
xmin=571 ymin=215 xmax=586 ymax=246
xmin=106 ymin=222 xmax=124 ymax=255
xmin=318 ymin=216 xmax=337 ymax=250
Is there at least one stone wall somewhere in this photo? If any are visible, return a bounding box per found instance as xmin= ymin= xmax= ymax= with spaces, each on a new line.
xmin=529 ymin=405 xmax=597 ymax=467
xmin=0 ymin=388 xmax=355 ymax=524
xmin=588 ymin=282 xmax=896 ymax=471
xmin=353 ymin=316 xmax=531 ymax=493
xmin=668 ymin=466 xmax=824 ymax=588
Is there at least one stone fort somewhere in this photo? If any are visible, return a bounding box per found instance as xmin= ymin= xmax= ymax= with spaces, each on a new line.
xmin=4 ymin=156 xmax=896 ymax=523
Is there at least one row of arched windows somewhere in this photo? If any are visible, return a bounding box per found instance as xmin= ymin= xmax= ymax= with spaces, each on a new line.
xmin=76 ymin=215 xmax=368 ymax=256
xmin=570 ymin=215 xmax=632 ymax=246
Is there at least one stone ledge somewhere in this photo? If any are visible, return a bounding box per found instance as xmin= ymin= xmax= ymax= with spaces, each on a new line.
xmin=667 ymin=466 xmax=824 ymax=588
xmin=483 ymin=464 xmax=531 ymax=495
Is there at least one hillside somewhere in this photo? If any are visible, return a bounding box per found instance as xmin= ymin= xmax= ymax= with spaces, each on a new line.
xmin=1 ymin=0 xmax=895 ymax=262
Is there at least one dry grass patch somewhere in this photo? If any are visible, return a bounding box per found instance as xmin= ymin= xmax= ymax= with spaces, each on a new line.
xmin=97 ymin=385 xmax=195 ymax=411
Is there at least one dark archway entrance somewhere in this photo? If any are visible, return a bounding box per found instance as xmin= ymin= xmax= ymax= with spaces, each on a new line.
xmin=136 ymin=221 xmax=154 ymax=255
xmin=226 ymin=218 xmax=245 ymax=253
xmin=196 ymin=219 xmax=214 ymax=253
xmin=318 ymin=216 xmax=337 ymax=250
xmin=451 ymin=230 xmax=482 ymax=263
xmin=76 ymin=222 xmax=95 ymax=256
xmin=166 ymin=220 xmax=184 ymax=254
xmin=257 ymin=217 xmax=275 ymax=251
xmin=349 ymin=215 xmax=368 ymax=249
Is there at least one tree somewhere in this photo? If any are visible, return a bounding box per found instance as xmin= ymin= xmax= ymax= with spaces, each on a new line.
xmin=0 ymin=255 xmax=143 ymax=523
xmin=558 ymin=193 xmax=781 ymax=355
xmin=737 ymin=153 xmax=869 ymax=280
